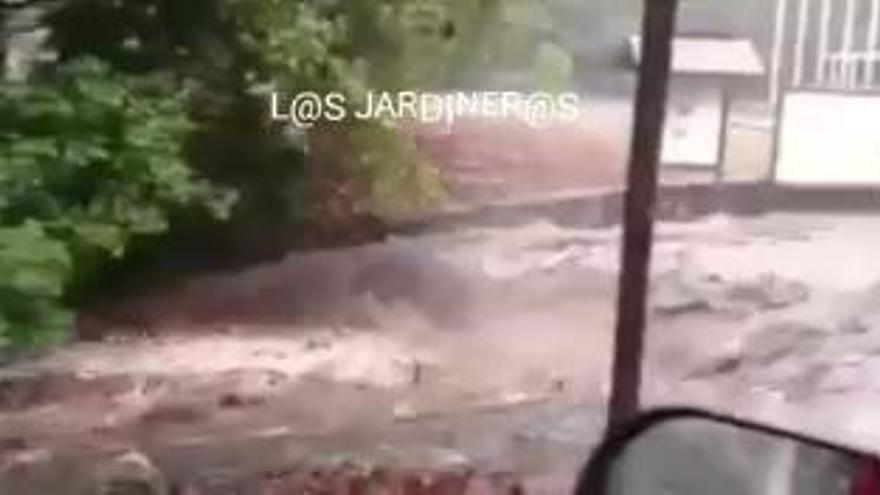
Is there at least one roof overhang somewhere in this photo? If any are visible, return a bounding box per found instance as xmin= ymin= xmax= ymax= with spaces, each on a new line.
xmin=629 ymin=35 xmax=766 ymax=78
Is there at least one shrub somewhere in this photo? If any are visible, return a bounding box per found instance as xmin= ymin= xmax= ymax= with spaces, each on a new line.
xmin=0 ymin=57 xmax=236 ymax=351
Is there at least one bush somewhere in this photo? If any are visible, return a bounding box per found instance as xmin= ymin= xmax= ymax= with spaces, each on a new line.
xmin=0 ymin=222 xmax=71 ymax=349
xmin=0 ymin=57 xmax=236 ymax=351
xmin=326 ymin=121 xmax=447 ymax=223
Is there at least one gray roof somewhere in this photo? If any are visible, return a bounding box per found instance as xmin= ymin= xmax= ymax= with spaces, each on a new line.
xmin=629 ymin=36 xmax=766 ymax=77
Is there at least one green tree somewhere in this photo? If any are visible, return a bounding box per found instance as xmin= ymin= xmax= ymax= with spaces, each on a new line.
xmin=0 ymin=57 xmax=235 ymax=350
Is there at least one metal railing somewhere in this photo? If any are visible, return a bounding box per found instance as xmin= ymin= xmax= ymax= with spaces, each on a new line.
xmin=771 ymin=0 xmax=880 ymax=101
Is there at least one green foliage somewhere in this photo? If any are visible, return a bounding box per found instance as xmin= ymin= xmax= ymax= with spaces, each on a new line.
xmin=222 ymin=0 xmax=352 ymax=91
xmin=0 ymin=1 xmax=578 ymax=351
xmin=0 ymin=57 xmax=236 ymax=350
xmin=324 ymin=120 xmax=447 ymax=223
xmin=210 ymin=0 xmax=452 ymax=222
xmin=338 ymin=0 xmax=460 ymax=91
xmin=333 ymin=0 xmax=572 ymax=91
xmin=532 ymin=41 xmax=576 ymax=92
xmin=38 ymin=0 xmax=573 ymax=239
xmin=43 ymin=0 xmax=360 ymax=239
xmin=0 ymin=0 xmax=581 ymax=354
xmin=0 ymin=222 xmax=72 ymax=349
xmin=217 ymin=0 xmax=568 ymax=224
xmin=473 ymin=0 xmax=574 ymax=90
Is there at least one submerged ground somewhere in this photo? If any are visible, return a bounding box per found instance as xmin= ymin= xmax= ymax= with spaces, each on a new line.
xmin=2 ymin=212 xmax=880 ymax=492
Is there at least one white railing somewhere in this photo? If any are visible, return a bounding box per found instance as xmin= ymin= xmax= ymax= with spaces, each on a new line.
xmin=771 ymin=0 xmax=880 ymax=98
xmin=822 ymin=50 xmax=880 ymax=89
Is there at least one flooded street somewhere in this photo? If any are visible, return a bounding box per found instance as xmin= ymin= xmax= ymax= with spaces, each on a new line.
xmin=4 ymin=0 xmax=879 ymax=492
xmin=4 ymin=211 xmax=880 ymax=491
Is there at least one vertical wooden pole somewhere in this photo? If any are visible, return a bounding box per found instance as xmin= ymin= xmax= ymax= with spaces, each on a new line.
xmin=606 ymin=0 xmax=679 ymax=433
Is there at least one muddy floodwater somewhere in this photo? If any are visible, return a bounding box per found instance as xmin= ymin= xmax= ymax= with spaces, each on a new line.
xmin=3 ymin=212 xmax=880 ymax=492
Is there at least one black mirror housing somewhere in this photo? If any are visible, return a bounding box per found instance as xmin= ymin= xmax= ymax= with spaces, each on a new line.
xmin=576 ymin=408 xmax=877 ymax=495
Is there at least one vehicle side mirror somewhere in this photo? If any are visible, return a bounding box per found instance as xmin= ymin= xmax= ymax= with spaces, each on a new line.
xmin=576 ymin=409 xmax=880 ymax=495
